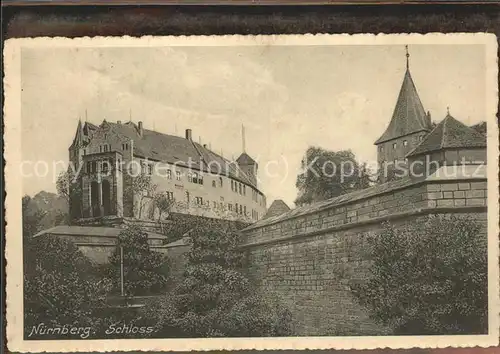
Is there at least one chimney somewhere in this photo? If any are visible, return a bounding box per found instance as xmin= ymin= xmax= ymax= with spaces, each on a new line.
xmin=117 ymin=120 xmax=122 ymax=124
xmin=203 ymin=144 xmax=207 ymax=148
xmin=138 ymin=121 xmax=143 ymax=136
xmin=426 ymin=111 xmax=432 ymax=127
xmin=185 ymin=129 xmax=192 ymax=140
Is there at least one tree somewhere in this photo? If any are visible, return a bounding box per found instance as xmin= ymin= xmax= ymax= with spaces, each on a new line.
xmin=56 ymin=170 xmax=83 ymax=221
xmin=124 ymin=172 xmax=157 ymax=219
xmin=24 ymin=234 xmax=112 ymax=338
xmin=153 ymin=192 xmax=175 ymax=221
xmin=295 ymin=147 xmax=374 ymax=206
xmin=352 ymin=215 xmax=487 ymax=335
xmin=106 ymin=225 xmax=169 ymax=296
xmin=141 ymin=219 xmax=292 ymax=337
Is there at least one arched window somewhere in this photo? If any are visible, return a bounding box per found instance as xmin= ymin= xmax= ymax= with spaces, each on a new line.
xmin=212 ymin=180 xmax=216 ymax=187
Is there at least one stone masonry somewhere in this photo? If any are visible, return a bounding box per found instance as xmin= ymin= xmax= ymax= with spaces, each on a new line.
xmin=240 ymin=176 xmax=488 ymax=335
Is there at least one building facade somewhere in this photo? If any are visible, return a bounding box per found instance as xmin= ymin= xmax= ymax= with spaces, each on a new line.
xmin=68 ymin=120 xmax=267 ymax=224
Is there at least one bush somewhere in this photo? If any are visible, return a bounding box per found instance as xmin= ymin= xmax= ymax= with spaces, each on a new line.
xmin=105 ymin=225 xmax=170 ymax=296
xmin=141 ymin=220 xmax=293 ymax=337
xmin=352 ymin=215 xmax=488 ymax=335
xmin=24 ymin=235 xmax=112 ymax=337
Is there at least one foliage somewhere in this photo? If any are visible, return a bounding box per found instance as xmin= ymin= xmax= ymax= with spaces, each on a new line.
xmin=24 ymin=234 xmax=112 ymax=336
xmin=352 ymin=215 xmax=487 ymax=335
xmin=124 ymin=172 xmax=157 ymax=219
xmin=141 ymin=219 xmax=293 ymax=337
xmin=153 ymin=192 xmax=175 ymax=220
xmin=56 ymin=170 xmax=83 ymax=221
xmin=295 ymin=147 xmax=373 ymax=206
xmin=105 ymin=225 xmax=169 ymax=296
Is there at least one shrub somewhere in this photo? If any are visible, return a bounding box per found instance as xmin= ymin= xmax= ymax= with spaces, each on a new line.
xmin=105 ymin=225 xmax=169 ymax=296
xmin=141 ymin=219 xmax=292 ymax=337
xmin=352 ymin=215 xmax=488 ymax=335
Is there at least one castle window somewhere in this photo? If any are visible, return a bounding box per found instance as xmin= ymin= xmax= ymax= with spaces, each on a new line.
xmin=195 ymin=196 xmax=203 ymax=205
xmin=219 ymin=177 xmax=223 ymax=187
xmin=392 ymin=143 xmax=397 ymax=149
xmin=213 ymin=201 xmax=217 ymax=209
xmin=380 ymin=146 xmax=384 ymax=153
xmin=99 ymin=146 xmax=102 ymax=153
xmin=239 ymin=204 xmax=243 ymax=215
xmin=166 ymin=169 xmax=172 ymax=179
xmin=176 ymin=171 xmax=181 ymax=181
xmin=148 ymin=164 xmax=153 ymax=175
xmin=244 ymin=205 xmax=247 ymax=215
xmin=404 ymin=158 xmax=408 ymax=164
xmin=238 ymin=183 xmax=242 ymax=194
xmin=212 ymin=180 xmax=216 ymax=188
xmin=235 ymin=203 xmax=239 ymax=213
xmin=122 ymin=143 xmax=129 ymax=151
xmin=91 ymin=161 xmax=97 ymax=173
xmin=231 ymin=180 xmax=234 ymax=191
xmin=220 ymin=202 xmax=224 ymax=209
xmin=198 ymin=174 xmax=204 ymax=185
xmin=188 ymin=173 xmax=193 ymax=183
xmin=228 ymin=204 xmax=233 ymax=211
xmin=83 ymin=149 xmax=86 ymax=155
xmin=186 ymin=191 xmax=190 ymax=203
xmin=166 ymin=191 xmax=174 ymax=200
xmin=243 ymin=185 xmax=246 ymax=196
xmin=403 ymin=140 xmax=408 ymax=147
xmin=419 ymin=135 xmax=424 ymax=141
xmin=192 ymin=172 xmax=198 ymax=184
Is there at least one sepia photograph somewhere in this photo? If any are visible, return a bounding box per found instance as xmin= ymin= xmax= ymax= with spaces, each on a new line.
xmin=4 ymin=34 xmax=499 ymax=352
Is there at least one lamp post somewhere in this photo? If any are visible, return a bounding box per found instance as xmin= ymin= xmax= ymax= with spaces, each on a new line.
xmin=120 ymin=246 xmax=124 ymax=297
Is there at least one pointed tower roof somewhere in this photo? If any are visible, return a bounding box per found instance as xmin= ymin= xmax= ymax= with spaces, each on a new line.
xmin=70 ymin=119 xmax=84 ymax=149
xmin=407 ymin=114 xmax=486 ymax=157
xmin=263 ymin=199 xmax=290 ymax=219
xmin=375 ymin=48 xmax=432 ymax=145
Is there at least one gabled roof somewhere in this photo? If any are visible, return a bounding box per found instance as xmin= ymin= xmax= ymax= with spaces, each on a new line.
xmin=263 ymin=200 xmax=290 ymax=219
xmin=89 ymin=121 xmax=259 ymax=189
xmin=407 ymin=114 xmax=487 ymax=157
xmin=236 ymin=152 xmax=257 ymax=166
xmin=375 ymin=69 xmax=432 ymax=144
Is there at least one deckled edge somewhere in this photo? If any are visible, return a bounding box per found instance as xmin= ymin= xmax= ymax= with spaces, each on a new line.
xmin=3 ymin=33 xmax=499 ymax=352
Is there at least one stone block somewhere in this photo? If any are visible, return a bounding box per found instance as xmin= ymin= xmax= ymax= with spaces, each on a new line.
xmin=454 ymin=199 xmax=466 ymax=207
xmin=426 ymin=184 xmax=441 ymax=192
xmin=440 ymin=183 xmax=458 ymax=191
xmin=425 ymin=192 xmax=443 ymax=200
xmin=443 ymin=192 xmax=453 ymax=199
xmin=471 ymin=181 xmax=487 ymax=190
xmin=458 ymin=183 xmax=471 ymax=190
xmin=466 ymin=190 xmax=485 ymax=199
xmin=466 ymin=198 xmax=485 ymax=206
xmin=437 ymin=199 xmax=455 ymax=207
xmin=453 ymin=191 xmax=465 ymax=199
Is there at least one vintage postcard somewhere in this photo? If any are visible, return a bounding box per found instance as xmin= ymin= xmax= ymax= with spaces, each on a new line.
xmin=4 ymin=34 xmax=500 ymax=352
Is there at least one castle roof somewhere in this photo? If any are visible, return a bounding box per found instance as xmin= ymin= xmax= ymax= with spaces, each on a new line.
xmin=375 ymin=69 xmax=432 ymax=144
xmin=236 ymin=152 xmax=257 ymax=165
xmin=97 ymin=121 xmax=260 ymax=190
xmin=406 ymin=114 xmax=487 ymax=158
xmin=263 ymin=199 xmax=290 ymax=219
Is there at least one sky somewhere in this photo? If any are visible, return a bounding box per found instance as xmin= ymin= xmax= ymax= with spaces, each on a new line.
xmin=21 ymin=43 xmax=486 ymax=206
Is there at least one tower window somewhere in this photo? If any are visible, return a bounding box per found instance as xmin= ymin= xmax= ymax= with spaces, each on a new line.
xmin=380 ymin=146 xmax=384 ymax=153
xmin=166 ymin=169 xmax=172 ymax=179
xmin=392 ymin=143 xmax=397 ymax=150
xmin=403 ymin=140 xmax=408 ymax=147
xmin=212 ymin=180 xmax=216 ymax=188
xmin=188 ymin=173 xmax=193 ymax=183
xmin=219 ymin=177 xmax=223 ymax=187
xmin=176 ymin=171 xmax=181 ymax=181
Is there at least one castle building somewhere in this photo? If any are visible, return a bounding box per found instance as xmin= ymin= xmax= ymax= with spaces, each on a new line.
xmin=375 ymin=46 xmax=486 ymax=182
xmin=68 ymin=119 xmax=267 ymax=224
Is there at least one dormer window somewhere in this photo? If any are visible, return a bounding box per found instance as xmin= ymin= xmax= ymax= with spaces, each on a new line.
xmin=380 ymin=146 xmax=384 ymax=153
xmin=403 ymin=140 xmax=408 ymax=147
xmin=392 ymin=143 xmax=397 ymax=150
xmin=122 ymin=143 xmax=129 ymax=151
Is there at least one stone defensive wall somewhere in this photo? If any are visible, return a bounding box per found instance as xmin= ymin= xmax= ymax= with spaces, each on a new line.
xmin=240 ymin=171 xmax=488 ymax=335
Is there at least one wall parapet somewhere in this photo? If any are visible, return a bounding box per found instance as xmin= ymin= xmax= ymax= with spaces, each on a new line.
xmin=241 ymin=177 xmax=487 ymax=247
